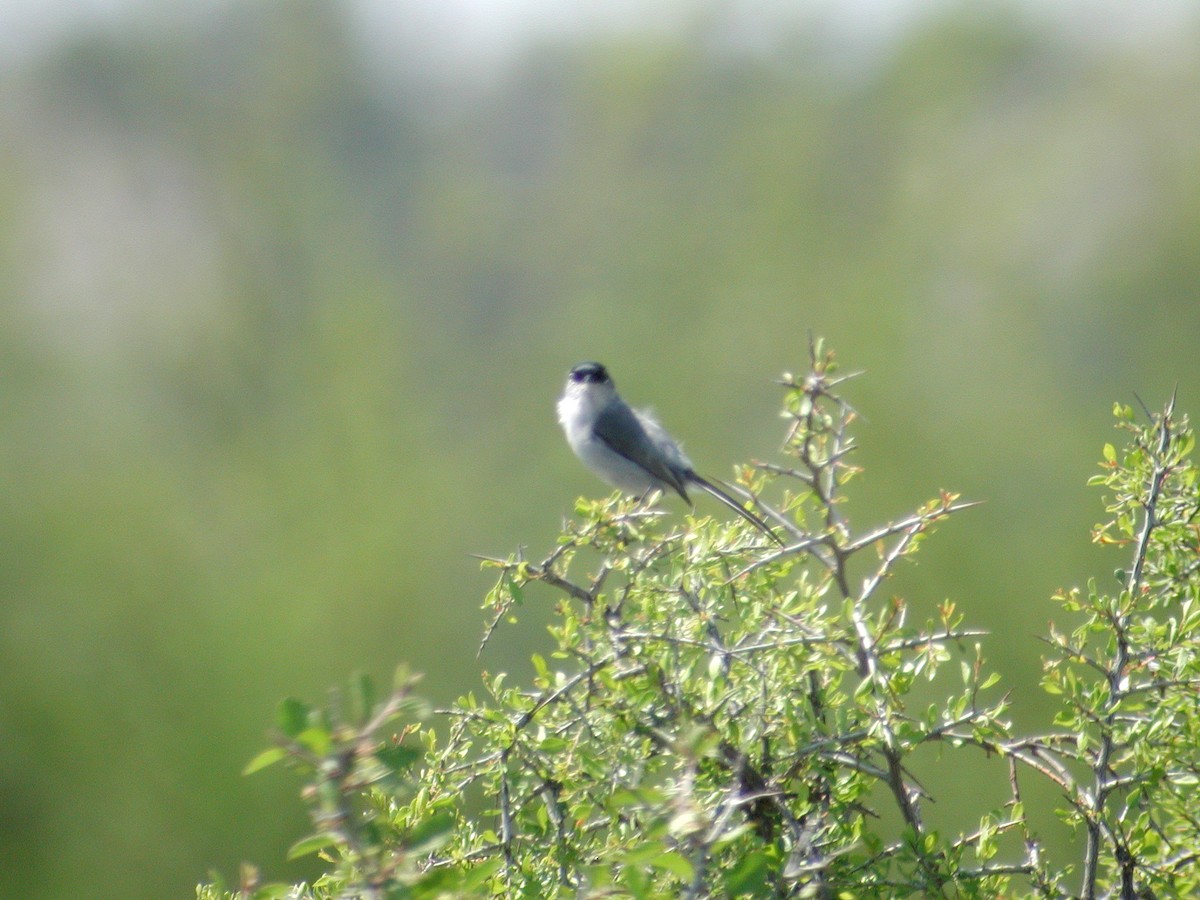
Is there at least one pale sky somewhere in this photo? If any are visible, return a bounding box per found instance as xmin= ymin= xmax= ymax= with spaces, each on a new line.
xmin=1 ymin=0 xmax=1192 ymax=73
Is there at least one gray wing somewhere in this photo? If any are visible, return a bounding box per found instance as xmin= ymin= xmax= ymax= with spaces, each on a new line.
xmin=592 ymin=400 xmax=692 ymax=500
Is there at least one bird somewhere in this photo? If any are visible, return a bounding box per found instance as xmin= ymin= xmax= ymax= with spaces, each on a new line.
xmin=557 ymin=362 xmax=783 ymax=545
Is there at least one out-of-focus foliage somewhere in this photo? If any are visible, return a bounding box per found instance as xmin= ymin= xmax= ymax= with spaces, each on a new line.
xmin=2 ymin=0 xmax=1200 ymax=896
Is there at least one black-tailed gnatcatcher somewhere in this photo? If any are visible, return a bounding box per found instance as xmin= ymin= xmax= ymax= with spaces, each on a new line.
xmin=557 ymin=362 xmax=782 ymax=544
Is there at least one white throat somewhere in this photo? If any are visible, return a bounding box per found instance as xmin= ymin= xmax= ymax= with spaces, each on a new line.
xmin=557 ymin=383 xmax=609 ymax=442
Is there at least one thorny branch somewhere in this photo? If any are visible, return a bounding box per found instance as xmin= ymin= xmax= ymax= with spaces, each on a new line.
xmin=451 ymin=350 xmax=1198 ymax=897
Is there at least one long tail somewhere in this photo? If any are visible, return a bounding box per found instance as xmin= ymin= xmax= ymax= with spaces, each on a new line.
xmin=688 ymin=473 xmax=785 ymax=546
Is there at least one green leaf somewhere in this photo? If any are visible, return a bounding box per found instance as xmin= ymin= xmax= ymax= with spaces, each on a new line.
xmin=242 ymin=746 xmax=287 ymax=776
xmin=251 ymin=886 xmax=295 ymax=900
xmin=375 ymin=743 xmax=420 ymax=774
xmin=407 ymin=812 xmax=456 ymax=855
xmin=295 ymin=725 xmax=332 ymax=757
xmin=277 ymin=697 xmax=310 ymax=738
xmin=647 ymin=850 xmax=694 ymax=881
xmin=723 ymin=850 xmax=770 ymax=895
xmin=286 ymin=832 xmax=337 ymax=860
xmin=1178 ymin=431 xmax=1195 ymax=458
xmin=623 ymin=842 xmax=669 ymax=865
xmin=459 ymin=857 xmax=504 ymax=889
xmin=608 ymin=788 xmax=650 ymax=809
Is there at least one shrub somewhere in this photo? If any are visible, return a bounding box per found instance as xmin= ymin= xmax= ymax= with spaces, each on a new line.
xmin=199 ymin=340 xmax=1200 ymax=899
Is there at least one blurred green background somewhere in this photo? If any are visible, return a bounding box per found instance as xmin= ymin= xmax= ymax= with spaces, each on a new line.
xmin=2 ymin=0 xmax=1199 ymax=896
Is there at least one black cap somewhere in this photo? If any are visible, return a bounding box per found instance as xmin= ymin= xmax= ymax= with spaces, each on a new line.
xmin=568 ymin=362 xmax=610 ymax=384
